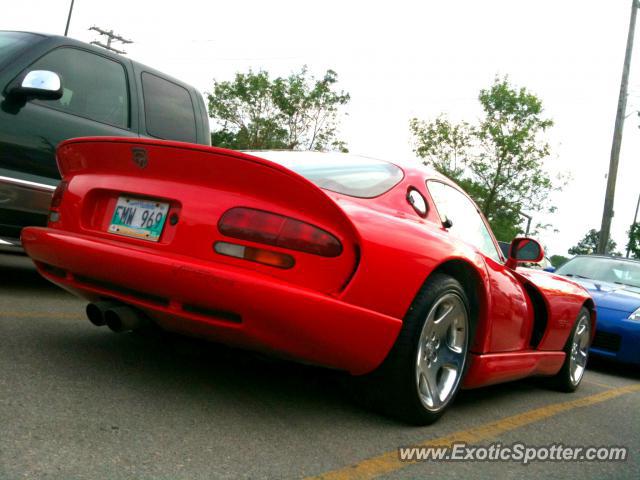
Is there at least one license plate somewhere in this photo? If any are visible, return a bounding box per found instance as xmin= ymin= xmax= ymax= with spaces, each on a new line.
xmin=108 ymin=196 xmax=169 ymax=242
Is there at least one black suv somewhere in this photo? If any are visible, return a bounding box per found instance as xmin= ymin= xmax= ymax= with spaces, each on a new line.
xmin=0 ymin=31 xmax=211 ymax=251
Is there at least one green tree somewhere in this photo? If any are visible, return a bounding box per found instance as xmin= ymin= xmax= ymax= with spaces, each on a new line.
xmin=568 ymin=229 xmax=619 ymax=256
xmin=409 ymin=116 xmax=471 ymax=181
xmin=207 ymin=67 xmax=350 ymax=151
xmin=626 ymin=222 xmax=640 ymax=259
xmin=549 ymin=254 xmax=569 ymax=267
xmin=410 ymin=76 xmax=559 ymax=241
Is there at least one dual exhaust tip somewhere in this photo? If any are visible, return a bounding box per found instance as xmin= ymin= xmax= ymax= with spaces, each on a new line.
xmin=86 ymin=301 xmax=149 ymax=333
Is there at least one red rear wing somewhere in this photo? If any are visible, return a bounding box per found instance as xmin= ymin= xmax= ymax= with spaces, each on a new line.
xmin=54 ymin=137 xmax=361 ymax=294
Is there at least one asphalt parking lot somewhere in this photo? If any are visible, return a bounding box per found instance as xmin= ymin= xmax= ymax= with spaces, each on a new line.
xmin=1 ymin=252 xmax=639 ymax=480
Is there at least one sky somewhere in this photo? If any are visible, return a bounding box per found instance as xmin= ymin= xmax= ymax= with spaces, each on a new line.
xmin=3 ymin=0 xmax=640 ymax=257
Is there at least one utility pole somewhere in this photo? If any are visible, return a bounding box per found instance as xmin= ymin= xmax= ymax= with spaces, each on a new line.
xmin=597 ymin=0 xmax=639 ymax=254
xmin=626 ymin=193 xmax=640 ymax=257
xmin=64 ymin=0 xmax=75 ymax=36
xmin=520 ymin=212 xmax=532 ymax=236
xmin=89 ymin=26 xmax=133 ymax=55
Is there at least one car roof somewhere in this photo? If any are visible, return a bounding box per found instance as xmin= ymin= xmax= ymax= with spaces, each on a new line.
xmin=2 ymin=30 xmax=197 ymax=92
xmin=573 ymin=255 xmax=640 ymax=264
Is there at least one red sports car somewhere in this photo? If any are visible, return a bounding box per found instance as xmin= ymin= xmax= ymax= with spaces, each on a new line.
xmin=22 ymin=137 xmax=594 ymax=425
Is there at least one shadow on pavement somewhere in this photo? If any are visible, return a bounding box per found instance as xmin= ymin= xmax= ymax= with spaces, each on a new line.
xmin=1 ymin=252 xmax=62 ymax=293
xmin=587 ymin=355 xmax=640 ymax=381
xmin=26 ymin=319 xmax=553 ymax=428
xmin=30 ymin=323 xmax=381 ymax=422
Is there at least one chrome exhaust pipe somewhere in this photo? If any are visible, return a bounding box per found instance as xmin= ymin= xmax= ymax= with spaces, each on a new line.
xmin=104 ymin=305 xmax=148 ymax=333
xmin=86 ymin=301 xmax=118 ymax=327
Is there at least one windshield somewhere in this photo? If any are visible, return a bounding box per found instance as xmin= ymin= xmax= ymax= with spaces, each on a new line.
xmin=556 ymin=256 xmax=640 ymax=288
xmin=0 ymin=31 xmax=39 ymax=64
xmin=249 ymin=151 xmax=404 ymax=198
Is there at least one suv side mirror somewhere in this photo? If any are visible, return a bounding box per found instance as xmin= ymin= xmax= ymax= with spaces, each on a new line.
xmin=8 ymin=70 xmax=63 ymax=100
xmin=506 ymin=237 xmax=544 ymax=270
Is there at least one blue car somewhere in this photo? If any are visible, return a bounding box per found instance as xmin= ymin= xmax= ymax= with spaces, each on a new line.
xmin=555 ymin=255 xmax=640 ymax=366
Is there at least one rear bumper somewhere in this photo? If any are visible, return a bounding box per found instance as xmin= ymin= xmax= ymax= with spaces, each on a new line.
xmin=21 ymin=227 xmax=402 ymax=375
xmin=0 ymin=174 xmax=55 ymax=215
xmin=0 ymin=174 xmax=54 ymax=246
xmin=0 ymin=235 xmax=23 ymax=253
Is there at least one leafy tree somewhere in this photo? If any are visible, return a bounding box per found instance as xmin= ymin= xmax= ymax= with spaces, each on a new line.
xmin=410 ymin=76 xmax=559 ymax=241
xmin=550 ymin=254 xmax=569 ymax=267
xmin=626 ymin=222 xmax=640 ymax=259
xmin=409 ymin=116 xmax=471 ymax=181
xmin=568 ymin=229 xmax=619 ymax=256
xmin=208 ymin=67 xmax=349 ymax=151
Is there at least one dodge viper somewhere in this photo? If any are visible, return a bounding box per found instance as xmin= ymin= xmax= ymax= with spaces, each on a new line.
xmin=556 ymin=255 xmax=640 ymax=366
xmin=22 ymin=137 xmax=595 ymax=424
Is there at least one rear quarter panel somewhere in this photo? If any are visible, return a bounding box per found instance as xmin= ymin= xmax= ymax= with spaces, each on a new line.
xmin=334 ymin=173 xmax=493 ymax=354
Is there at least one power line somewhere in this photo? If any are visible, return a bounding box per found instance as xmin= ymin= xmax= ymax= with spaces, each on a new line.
xmin=89 ymin=26 xmax=133 ymax=55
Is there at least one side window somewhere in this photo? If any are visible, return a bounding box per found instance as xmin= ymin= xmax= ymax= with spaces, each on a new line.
xmin=427 ymin=181 xmax=501 ymax=261
xmin=29 ymin=47 xmax=129 ymax=128
xmin=141 ymin=72 xmax=197 ymax=143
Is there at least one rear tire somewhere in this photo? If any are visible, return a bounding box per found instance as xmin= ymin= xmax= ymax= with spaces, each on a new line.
xmin=354 ymin=273 xmax=473 ymax=425
xmin=549 ymin=307 xmax=591 ymax=392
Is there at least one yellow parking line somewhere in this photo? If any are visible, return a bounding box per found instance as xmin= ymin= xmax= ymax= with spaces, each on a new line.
xmin=0 ymin=312 xmax=81 ymax=319
xmin=306 ymin=383 xmax=640 ymax=480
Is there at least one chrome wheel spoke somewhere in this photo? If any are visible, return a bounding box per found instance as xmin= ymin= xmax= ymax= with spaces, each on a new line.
xmin=575 ymin=349 xmax=588 ymax=368
xmin=578 ymin=328 xmax=590 ymax=350
xmin=434 ymin=303 xmax=460 ymax=335
xmin=434 ymin=303 xmax=454 ymax=326
xmin=426 ymin=368 xmax=441 ymax=409
xmin=437 ymin=344 xmax=462 ymax=370
xmin=417 ymin=364 xmax=440 ymax=409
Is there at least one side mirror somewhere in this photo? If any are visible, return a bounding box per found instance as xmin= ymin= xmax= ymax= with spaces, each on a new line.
xmin=8 ymin=70 xmax=63 ymax=100
xmin=506 ymin=237 xmax=544 ymax=270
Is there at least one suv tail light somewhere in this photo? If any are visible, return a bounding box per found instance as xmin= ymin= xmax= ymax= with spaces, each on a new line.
xmin=50 ymin=180 xmax=69 ymax=209
xmin=218 ymin=207 xmax=342 ymax=257
xmin=48 ymin=180 xmax=69 ymax=223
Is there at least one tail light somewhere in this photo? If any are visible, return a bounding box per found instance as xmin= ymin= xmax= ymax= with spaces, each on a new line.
xmin=214 ymin=242 xmax=294 ymax=269
xmin=218 ymin=207 xmax=342 ymax=257
xmin=50 ymin=180 xmax=69 ymax=209
xmin=48 ymin=180 xmax=69 ymax=223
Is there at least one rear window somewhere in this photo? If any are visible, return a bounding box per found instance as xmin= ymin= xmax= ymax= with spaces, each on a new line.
xmin=251 ymin=151 xmax=404 ymax=198
xmin=0 ymin=31 xmax=39 ymax=65
xmin=141 ymin=72 xmax=197 ymax=143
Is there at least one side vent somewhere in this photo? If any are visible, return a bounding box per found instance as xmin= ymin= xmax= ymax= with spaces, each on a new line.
xmin=524 ymin=283 xmax=548 ymax=348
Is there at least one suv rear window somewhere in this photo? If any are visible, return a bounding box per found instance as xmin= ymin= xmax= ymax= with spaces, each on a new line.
xmin=250 ymin=151 xmax=404 ymax=198
xmin=141 ymin=72 xmax=197 ymax=143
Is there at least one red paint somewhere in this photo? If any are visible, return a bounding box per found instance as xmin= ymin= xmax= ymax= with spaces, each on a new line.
xmin=463 ymin=351 xmax=566 ymax=389
xmin=22 ymin=137 xmax=593 ymax=386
